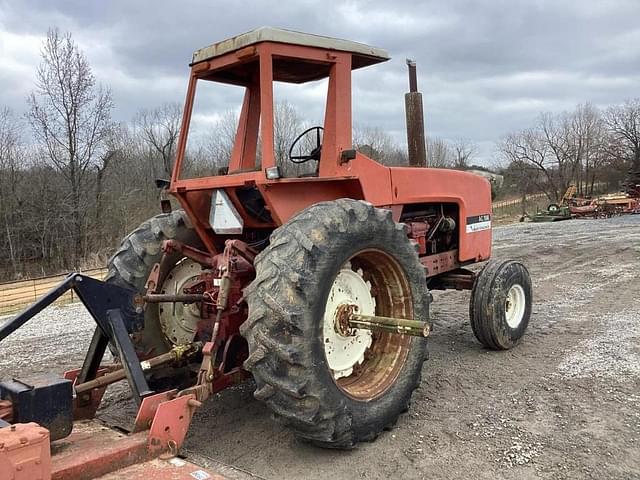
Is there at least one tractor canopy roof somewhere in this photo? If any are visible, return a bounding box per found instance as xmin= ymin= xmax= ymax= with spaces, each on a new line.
xmin=191 ymin=27 xmax=389 ymax=83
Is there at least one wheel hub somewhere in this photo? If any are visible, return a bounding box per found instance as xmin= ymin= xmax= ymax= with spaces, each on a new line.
xmin=158 ymin=259 xmax=202 ymax=345
xmin=334 ymin=304 xmax=358 ymax=337
xmin=505 ymin=284 xmax=526 ymax=329
xmin=323 ymin=263 xmax=374 ymax=380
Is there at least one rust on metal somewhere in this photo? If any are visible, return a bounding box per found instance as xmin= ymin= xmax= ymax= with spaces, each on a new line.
xmin=420 ymin=249 xmax=460 ymax=277
xmin=334 ymin=304 xmax=356 ymax=336
xmin=50 ymin=422 xmax=149 ymax=480
xmin=0 ymin=399 xmax=12 ymax=422
xmin=162 ymin=239 xmax=217 ymax=268
xmin=404 ymin=59 xmax=427 ymax=167
xmin=0 ymin=422 xmax=51 ymax=480
xmin=74 ymin=343 xmax=201 ymax=395
xmin=63 ymin=367 xmax=114 ymax=421
xmin=48 ymin=394 xmax=201 ymax=479
xmin=407 ymin=58 xmax=418 ymax=93
xmin=148 ymin=394 xmax=197 ymax=456
xmin=133 ymin=390 xmax=176 ymax=434
xmin=144 ymin=263 xmax=162 ymax=294
xmin=329 ymin=249 xmax=414 ymax=401
xmin=339 ymin=307 xmax=431 ymax=338
xmin=97 ymin=457 xmax=229 ymax=480
xmin=141 ymin=293 xmax=205 ymax=303
xmin=429 ymin=269 xmax=476 ymax=291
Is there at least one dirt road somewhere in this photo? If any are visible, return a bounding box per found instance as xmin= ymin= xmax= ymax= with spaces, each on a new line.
xmin=1 ymin=216 xmax=639 ymax=479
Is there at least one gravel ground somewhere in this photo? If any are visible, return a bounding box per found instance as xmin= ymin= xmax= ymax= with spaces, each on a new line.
xmin=1 ymin=215 xmax=639 ymax=479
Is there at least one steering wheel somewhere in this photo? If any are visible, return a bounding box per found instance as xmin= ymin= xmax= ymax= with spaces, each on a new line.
xmin=289 ymin=126 xmax=323 ymax=164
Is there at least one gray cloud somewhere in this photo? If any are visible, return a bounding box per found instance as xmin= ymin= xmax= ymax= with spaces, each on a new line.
xmin=1 ymin=0 xmax=639 ymax=165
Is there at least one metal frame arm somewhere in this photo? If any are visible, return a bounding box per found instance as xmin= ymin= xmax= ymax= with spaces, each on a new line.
xmin=0 ymin=273 xmax=151 ymax=405
xmin=0 ymin=273 xmax=143 ymax=344
xmin=107 ymin=309 xmax=153 ymax=405
xmin=0 ymin=274 xmax=79 ymax=342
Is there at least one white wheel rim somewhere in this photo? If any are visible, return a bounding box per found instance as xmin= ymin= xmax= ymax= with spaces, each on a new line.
xmin=505 ymin=284 xmax=526 ymax=329
xmin=323 ymin=262 xmax=374 ymax=380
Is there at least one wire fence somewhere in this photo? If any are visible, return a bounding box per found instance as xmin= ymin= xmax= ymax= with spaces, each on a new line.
xmin=492 ymin=183 xmax=611 ymax=211
xmin=0 ymin=268 xmax=107 ymax=316
xmin=492 ymin=193 xmax=547 ymax=210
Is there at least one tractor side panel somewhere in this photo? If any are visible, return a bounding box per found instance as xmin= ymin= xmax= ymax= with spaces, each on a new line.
xmin=260 ymin=155 xmax=395 ymax=224
xmin=389 ymin=168 xmax=492 ymax=262
xmin=258 ymin=179 xmax=366 ymax=225
xmin=174 ymin=190 xmax=216 ymax=252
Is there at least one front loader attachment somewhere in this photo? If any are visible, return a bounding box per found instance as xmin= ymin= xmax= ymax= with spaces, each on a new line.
xmin=0 ymin=274 xmax=218 ymax=480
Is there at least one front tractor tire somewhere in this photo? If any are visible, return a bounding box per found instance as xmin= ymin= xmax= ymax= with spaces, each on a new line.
xmin=469 ymin=259 xmax=532 ymax=350
xmin=241 ymin=199 xmax=429 ymax=448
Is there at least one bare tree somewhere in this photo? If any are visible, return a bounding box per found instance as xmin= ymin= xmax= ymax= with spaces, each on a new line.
xmin=427 ymin=137 xmax=452 ymax=167
xmin=0 ymin=107 xmax=24 ymax=276
xmin=569 ymin=103 xmax=607 ymax=195
xmin=540 ymin=107 xmax=610 ymax=199
xmin=135 ymin=102 xmax=182 ymax=177
xmin=500 ymin=127 xmax=562 ymax=201
xmin=274 ymin=101 xmax=317 ymax=177
xmin=353 ymin=125 xmax=406 ymax=166
xmin=274 ymin=101 xmax=302 ymax=164
xmin=195 ymin=101 xmax=309 ymax=177
xmin=500 ymin=159 xmax=537 ymax=214
xmin=196 ymin=110 xmax=238 ymax=174
xmin=0 ymin=108 xmax=20 ymax=162
xmin=605 ymin=98 xmax=640 ymax=192
xmin=26 ymin=29 xmax=113 ymax=268
xmin=452 ymin=139 xmax=476 ymax=169
xmin=94 ymin=124 xmax=121 ymax=226
xmin=501 ymin=109 xmax=590 ymax=202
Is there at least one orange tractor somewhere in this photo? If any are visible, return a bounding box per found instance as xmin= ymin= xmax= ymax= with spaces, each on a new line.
xmin=0 ymin=28 xmax=532 ymax=478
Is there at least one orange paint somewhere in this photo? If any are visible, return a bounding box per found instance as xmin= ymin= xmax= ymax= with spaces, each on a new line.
xmin=170 ymin=34 xmax=492 ymax=267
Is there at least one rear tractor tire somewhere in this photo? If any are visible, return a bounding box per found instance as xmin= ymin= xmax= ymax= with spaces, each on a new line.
xmin=106 ymin=209 xmax=203 ymax=359
xmin=241 ymin=199 xmax=429 ymax=448
xmin=469 ymin=259 xmax=532 ymax=350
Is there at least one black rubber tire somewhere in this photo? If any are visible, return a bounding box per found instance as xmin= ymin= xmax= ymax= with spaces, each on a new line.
xmin=106 ymin=209 xmax=201 ymax=357
xmin=469 ymin=259 xmax=532 ymax=350
xmin=547 ymin=203 xmax=560 ymax=212
xmin=241 ymin=199 xmax=429 ymax=449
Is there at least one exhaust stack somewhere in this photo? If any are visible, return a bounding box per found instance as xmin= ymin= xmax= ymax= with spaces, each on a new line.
xmin=404 ymin=59 xmax=427 ymax=167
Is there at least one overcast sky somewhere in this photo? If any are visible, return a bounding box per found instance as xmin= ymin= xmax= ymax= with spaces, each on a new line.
xmin=1 ymin=0 xmax=639 ymax=165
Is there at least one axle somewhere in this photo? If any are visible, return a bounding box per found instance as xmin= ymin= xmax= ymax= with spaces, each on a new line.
xmin=141 ymin=293 xmax=205 ymax=303
xmin=336 ymin=305 xmax=430 ymax=338
xmin=349 ymin=313 xmax=431 ymax=337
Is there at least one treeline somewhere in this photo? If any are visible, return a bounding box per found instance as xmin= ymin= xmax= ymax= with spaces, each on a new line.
xmin=0 ymin=30 xmax=193 ymax=280
xmin=1 ymin=28 xmax=638 ymax=282
xmin=498 ymin=101 xmax=640 ymax=202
